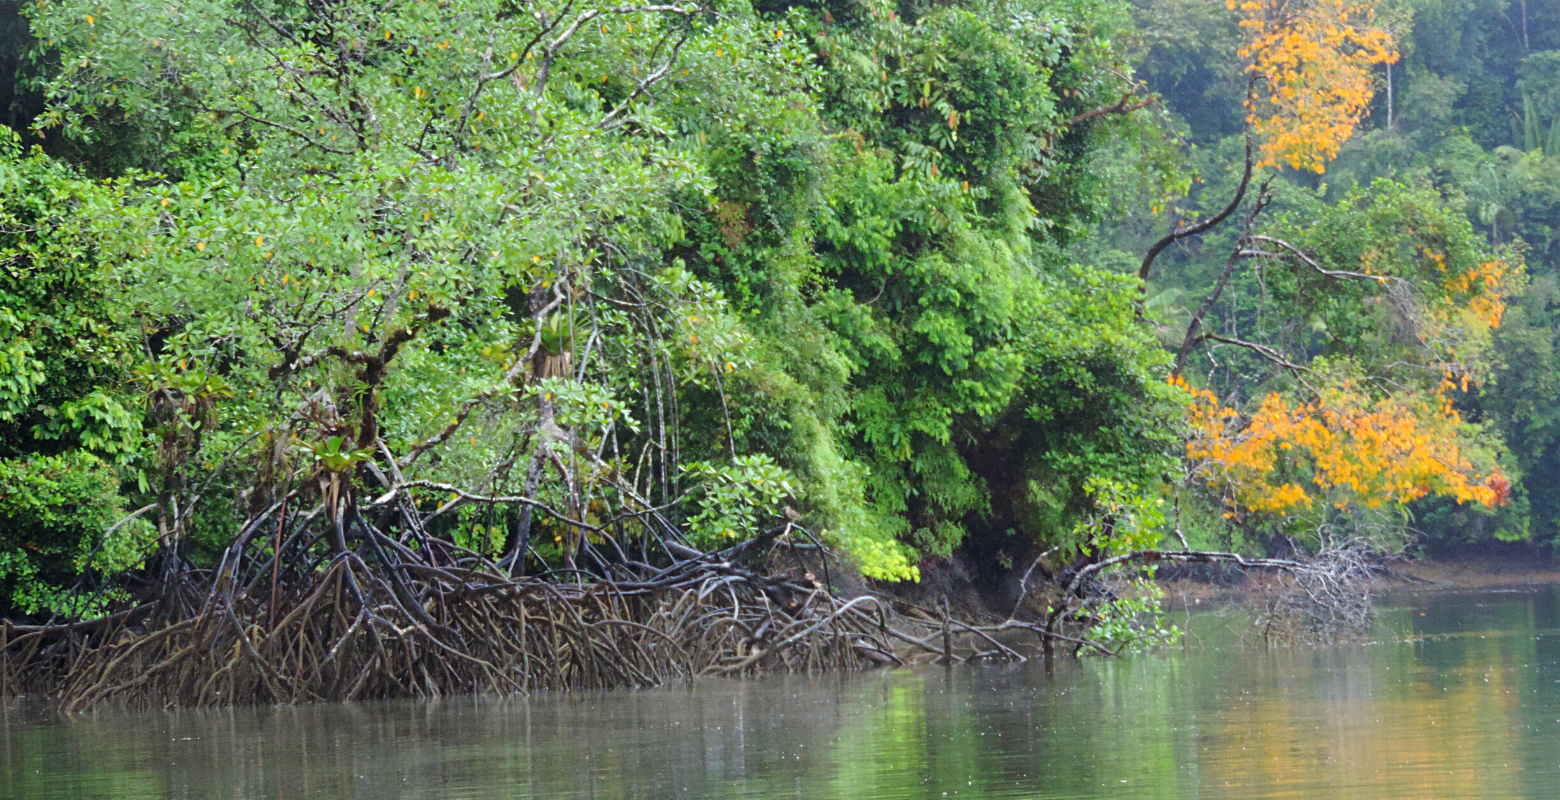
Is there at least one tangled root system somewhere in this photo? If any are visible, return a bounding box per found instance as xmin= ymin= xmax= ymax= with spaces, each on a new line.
xmin=1 ymin=546 xmax=901 ymax=710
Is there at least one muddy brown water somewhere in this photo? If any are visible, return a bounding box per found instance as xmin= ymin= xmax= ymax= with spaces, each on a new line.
xmin=5 ymin=586 xmax=1560 ymax=799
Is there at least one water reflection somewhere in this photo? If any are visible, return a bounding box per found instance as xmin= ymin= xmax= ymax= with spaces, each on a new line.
xmin=6 ymin=587 xmax=1560 ymax=799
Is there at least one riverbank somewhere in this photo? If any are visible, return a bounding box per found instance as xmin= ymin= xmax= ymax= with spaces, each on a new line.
xmin=1160 ymin=550 xmax=1560 ymax=610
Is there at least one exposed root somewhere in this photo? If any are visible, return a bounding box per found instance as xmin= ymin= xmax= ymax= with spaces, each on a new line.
xmin=868 ymin=542 xmax=1386 ymax=660
xmin=1 ymin=547 xmax=897 ymax=709
xmin=0 ymin=501 xmax=1389 ymax=710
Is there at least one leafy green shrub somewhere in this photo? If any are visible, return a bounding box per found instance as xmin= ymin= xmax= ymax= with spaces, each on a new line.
xmin=683 ymin=454 xmax=801 ymax=550
xmin=0 ymin=451 xmax=153 ymax=616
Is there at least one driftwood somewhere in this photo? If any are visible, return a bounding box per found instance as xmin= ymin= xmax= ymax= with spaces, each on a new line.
xmin=1249 ymin=542 xmax=1378 ymax=645
xmin=873 ymin=542 xmax=1382 ymax=661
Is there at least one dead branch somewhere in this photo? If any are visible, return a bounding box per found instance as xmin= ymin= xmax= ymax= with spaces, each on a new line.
xmin=1067 ymin=94 xmax=1155 ymax=127
xmin=1139 ymin=137 xmax=1255 ymax=288
xmin=1172 ymin=178 xmax=1274 ymax=377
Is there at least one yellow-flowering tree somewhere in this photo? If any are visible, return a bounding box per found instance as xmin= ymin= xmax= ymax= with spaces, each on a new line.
xmin=1180 ymin=377 xmax=1509 ymax=518
xmin=1233 ymin=0 xmax=1397 ymax=172
xmin=1129 ymin=0 xmax=1514 ymax=549
xmin=1167 ymin=180 xmax=1520 ymax=546
xmin=1140 ymin=0 xmax=1396 ymax=283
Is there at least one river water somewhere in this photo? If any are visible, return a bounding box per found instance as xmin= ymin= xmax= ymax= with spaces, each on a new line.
xmin=4 ymin=586 xmax=1560 ymax=799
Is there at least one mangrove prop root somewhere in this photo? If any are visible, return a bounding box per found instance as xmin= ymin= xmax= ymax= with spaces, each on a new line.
xmin=0 ymin=530 xmax=1379 ymax=708
xmin=0 ymin=554 xmax=898 ymax=709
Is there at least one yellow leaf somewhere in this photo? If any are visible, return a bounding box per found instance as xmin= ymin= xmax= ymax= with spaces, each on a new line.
xmin=1237 ymin=0 xmax=1396 ymax=172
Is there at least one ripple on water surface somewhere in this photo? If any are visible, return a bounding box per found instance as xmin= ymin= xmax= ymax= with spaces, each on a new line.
xmin=5 ymin=586 xmax=1560 ymax=799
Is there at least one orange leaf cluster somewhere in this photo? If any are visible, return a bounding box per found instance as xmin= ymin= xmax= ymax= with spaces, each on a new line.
xmin=1232 ymin=0 xmax=1397 ymax=173
xmin=1441 ymin=258 xmax=1510 ymax=330
xmin=1176 ymin=376 xmax=1507 ymax=516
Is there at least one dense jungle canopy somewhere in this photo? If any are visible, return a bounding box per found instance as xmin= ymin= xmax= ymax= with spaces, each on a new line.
xmin=0 ymin=0 xmax=1543 ymax=638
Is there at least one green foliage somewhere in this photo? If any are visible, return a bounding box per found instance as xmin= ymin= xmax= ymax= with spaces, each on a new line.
xmin=0 ymin=0 xmax=1194 ymax=603
xmin=1081 ymin=581 xmax=1180 ymax=652
xmin=0 ymin=307 xmax=44 ymax=423
xmin=0 ymin=128 xmax=150 ymax=612
xmin=0 ymin=130 xmax=141 ymax=464
xmin=1278 ymin=180 xmax=1514 ymax=382
xmin=683 ymin=454 xmax=801 ymax=549
xmin=662 ymin=0 xmax=1186 ymax=573
xmin=301 ymin=436 xmax=374 ymax=474
xmin=1047 ymin=478 xmax=1181 ymax=651
xmin=0 ymin=451 xmax=152 ymax=616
